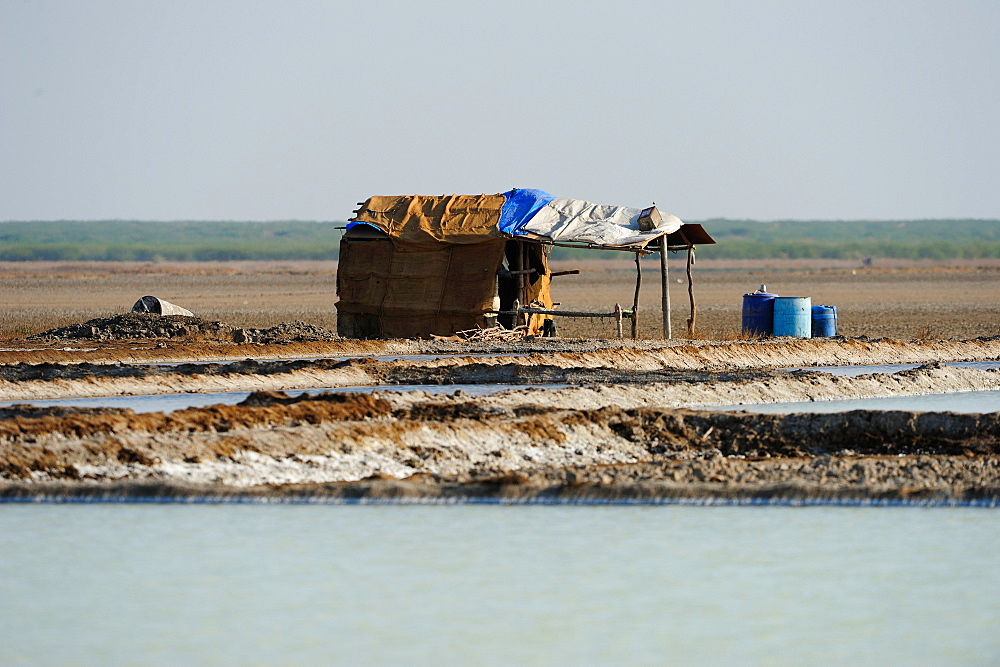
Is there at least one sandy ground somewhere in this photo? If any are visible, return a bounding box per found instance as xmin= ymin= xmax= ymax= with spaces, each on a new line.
xmin=3 ymin=258 xmax=999 ymax=339
xmin=1 ymin=260 xmax=999 ymax=503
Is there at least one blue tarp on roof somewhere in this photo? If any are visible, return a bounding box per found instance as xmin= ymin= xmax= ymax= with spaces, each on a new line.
xmin=345 ymin=189 xmax=700 ymax=249
xmin=497 ymin=188 xmax=555 ymax=237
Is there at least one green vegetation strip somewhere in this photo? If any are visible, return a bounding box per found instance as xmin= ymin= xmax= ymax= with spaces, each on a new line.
xmin=1 ymin=219 xmax=998 ymax=262
xmin=0 ymin=221 xmax=343 ymax=261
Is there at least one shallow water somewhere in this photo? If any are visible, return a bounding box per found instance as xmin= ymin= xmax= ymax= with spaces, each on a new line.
xmin=787 ymin=360 xmax=1000 ymax=377
xmin=714 ymin=389 xmax=1000 ymax=414
xmin=3 ymin=361 xmax=997 ymax=414
xmin=3 ymin=384 xmax=995 ymax=415
xmin=0 ymin=384 xmax=567 ymax=414
xmin=1 ymin=505 xmax=997 ymax=664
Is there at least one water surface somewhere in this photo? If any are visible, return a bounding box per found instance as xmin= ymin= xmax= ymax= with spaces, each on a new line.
xmin=3 ymin=384 xmax=994 ymax=415
xmin=787 ymin=360 xmax=1000 ymax=377
xmin=715 ymin=389 xmax=1000 ymax=414
xmin=0 ymin=384 xmax=569 ymax=414
xmin=1 ymin=505 xmax=997 ymax=665
xmin=3 ymin=361 xmax=997 ymax=414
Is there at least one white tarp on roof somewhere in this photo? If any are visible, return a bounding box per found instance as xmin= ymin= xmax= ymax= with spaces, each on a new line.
xmin=520 ymin=198 xmax=683 ymax=247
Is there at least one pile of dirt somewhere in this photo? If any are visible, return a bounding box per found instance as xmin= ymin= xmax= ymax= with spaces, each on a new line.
xmin=231 ymin=321 xmax=339 ymax=345
xmin=30 ymin=314 xmax=339 ymax=344
xmin=0 ymin=404 xmax=130 ymax=420
xmin=32 ymin=314 xmax=235 ymax=341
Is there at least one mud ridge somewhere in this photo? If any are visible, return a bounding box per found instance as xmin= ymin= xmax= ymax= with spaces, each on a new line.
xmin=4 ymin=333 xmax=1000 ymax=370
xmin=2 ymin=466 xmax=998 ymax=505
xmin=1 ymin=390 xmax=998 ymax=502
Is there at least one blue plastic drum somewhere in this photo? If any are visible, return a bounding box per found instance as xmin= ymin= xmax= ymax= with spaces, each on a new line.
xmin=772 ymin=296 xmax=812 ymax=337
xmin=741 ymin=291 xmax=778 ymax=337
xmin=811 ymin=305 xmax=838 ymax=337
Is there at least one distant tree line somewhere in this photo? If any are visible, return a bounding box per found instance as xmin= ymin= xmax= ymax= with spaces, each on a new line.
xmin=1 ymin=219 xmax=997 ymax=262
xmin=551 ymin=219 xmax=1000 ymax=261
xmin=0 ymin=221 xmax=344 ymax=261
xmin=689 ymin=219 xmax=1000 ymax=260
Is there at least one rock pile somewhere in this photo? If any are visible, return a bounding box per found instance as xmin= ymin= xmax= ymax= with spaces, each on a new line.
xmin=231 ymin=321 xmax=338 ymax=345
xmin=32 ymin=314 xmax=233 ymax=341
xmin=31 ymin=314 xmax=339 ymax=344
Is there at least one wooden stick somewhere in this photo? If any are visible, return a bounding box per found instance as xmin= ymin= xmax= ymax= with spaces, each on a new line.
xmin=632 ymin=253 xmax=641 ymax=339
xmin=615 ymin=303 xmax=623 ymax=338
xmin=672 ymin=228 xmax=697 ymax=339
xmin=488 ymin=308 xmax=634 ymax=318
xmin=514 ymin=239 xmax=657 ymax=254
xmin=517 ymin=242 xmax=527 ymax=328
xmin=686 ymin=245 xmax=696 ymax=338
xmin=659 ymin=235 xmax=671 ymax=339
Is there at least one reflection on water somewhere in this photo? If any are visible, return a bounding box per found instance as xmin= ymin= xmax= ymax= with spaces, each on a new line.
xmin=1 ymin=505 xmax=997 ymax=664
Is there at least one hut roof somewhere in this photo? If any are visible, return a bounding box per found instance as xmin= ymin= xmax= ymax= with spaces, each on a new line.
xmin=348 ymin=189 xmax=709 ymax=251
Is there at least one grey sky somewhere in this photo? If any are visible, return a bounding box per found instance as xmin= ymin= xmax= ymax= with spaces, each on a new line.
xmin=2 ymin=0 xmax=998 ymax=221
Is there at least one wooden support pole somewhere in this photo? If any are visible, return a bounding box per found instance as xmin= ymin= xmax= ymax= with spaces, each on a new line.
xmin=659 ymin=235 xmax=671 ymax=339
xmin=686 ymin=245 xmax=697 ymax=338
xmin=632 ymin=252 xmax=641 ymax=339
xmin=615 ymin=303 xmax=623 ymax=338
xmin=517 ymin=242 xmax=527 ymax=328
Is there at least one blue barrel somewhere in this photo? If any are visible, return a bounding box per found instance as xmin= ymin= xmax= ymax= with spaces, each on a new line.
xmin=741 ymin=291 xmax=778 ymax=336
xmin=772 ymin=296 xmax=812 ymax=337
xmin=811 ymin=305 xmax=838 ymax=337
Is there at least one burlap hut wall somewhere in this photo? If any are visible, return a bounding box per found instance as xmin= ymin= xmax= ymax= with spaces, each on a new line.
xmin=336 ymin=237 xmax=508 ymax=338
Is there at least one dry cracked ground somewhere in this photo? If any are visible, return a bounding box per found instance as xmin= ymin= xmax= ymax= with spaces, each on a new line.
xmin=1 ymin=314 xmax=999 ymax=504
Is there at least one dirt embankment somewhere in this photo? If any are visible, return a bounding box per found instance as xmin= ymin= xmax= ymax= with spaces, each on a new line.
xmin=1 ymin=390 xmax=997 ymax=503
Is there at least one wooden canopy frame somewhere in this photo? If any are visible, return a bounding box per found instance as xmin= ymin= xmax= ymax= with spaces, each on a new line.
xmin=498 ymin=222 xmax=713 ymax=339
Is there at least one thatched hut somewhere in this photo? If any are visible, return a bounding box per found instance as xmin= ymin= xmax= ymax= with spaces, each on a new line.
xmin=336 ymin=189 xmax=713 ymax=339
